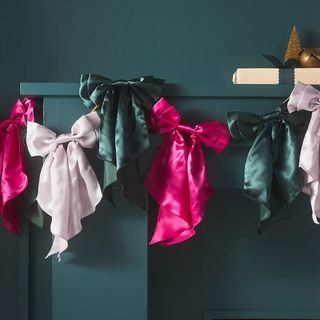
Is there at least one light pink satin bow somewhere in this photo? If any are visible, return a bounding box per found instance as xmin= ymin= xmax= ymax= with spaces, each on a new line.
xmin=288 ymin=81 xmax=320 ymax=224
xmin=145 ymin=98 xmax=230 ymax=246
xmin=27 ymin=112 xmax=103 ymax=260
xmin=0 ymin=99 xmax=34 ymax=234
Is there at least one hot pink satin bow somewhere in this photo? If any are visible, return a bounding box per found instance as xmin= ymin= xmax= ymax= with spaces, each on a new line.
xmin=145 ymin=98 xmax=230 ymax=245
xmin=26 ymin=112 xmax=103 ymax=260
xmin=0 ymin=99 xmax=34 ymax=234
xmin=288 ymin=81 xmax=320 ymax=224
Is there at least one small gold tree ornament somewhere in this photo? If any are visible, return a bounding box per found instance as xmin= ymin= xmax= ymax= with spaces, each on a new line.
xmin=284 ymin=25 xmax=302 ymax=65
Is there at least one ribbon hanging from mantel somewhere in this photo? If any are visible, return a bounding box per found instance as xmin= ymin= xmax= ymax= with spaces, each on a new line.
xmin=227 ymin=103 xmax=310 ymax=232
xmin=79 ymin=74 xmax=164 ymax=209
xmin=0 ymin=99 xmax=35 ymax=234
xmin=288 ymin=81 xmax=320 ymax=224
xmin=145 ymin=98 xmax=230 ymax=246
xmin=26 ymin=112 xmax=102 ymax=261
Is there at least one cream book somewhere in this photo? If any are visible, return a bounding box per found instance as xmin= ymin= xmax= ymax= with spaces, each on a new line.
xmin=232 ymin=68 xmax=320 ymax=84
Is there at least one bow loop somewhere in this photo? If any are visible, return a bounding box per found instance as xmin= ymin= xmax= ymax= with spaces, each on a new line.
xmin=79 ymin=74 xmax=113 ymax=109
xmin=27 ymin=123 xmax=57 ymax=157
xmin=149 ymin=98 xmax=181 ymax=133
xmin=145 ymin=98 xmax=230 ymax=245
xmin=27 ymin=112 xmax=100 ymax=158
xmin=288 ymin=81 xmax=320 ymax=113
xmin=0 ymin=99 xmax=35 ymax=131
xmin=195 ymin=122 xmax=230 ymax=153
xmin=27 ymin=112 xmax=103 ymax=260
xmin=10 ymin=98 xmax=34 ymax=125
xmin=70 ymin=113 xmax=100 ymax=148
xmin=227 ymin=111 xmax=265 ymax=141
xmin=79 ymin=73 xmax=164 ymax=208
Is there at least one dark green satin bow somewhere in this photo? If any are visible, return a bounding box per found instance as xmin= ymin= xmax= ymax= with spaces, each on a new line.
xmin=79 ymin=74 xmax=164 ymax=208
xmin=227 ymin=105 xmax=310 ymax=232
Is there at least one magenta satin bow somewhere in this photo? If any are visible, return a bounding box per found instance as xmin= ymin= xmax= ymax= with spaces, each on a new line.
xmin=27 ymin=112 xmax=103 ymax=260
xmin=0 ymin=99 xmax=34 ymax=234
xmin=288 ymin=81 xmax=320 ymax=224
xmin=145 ymin=98 xmax=230 ymax=245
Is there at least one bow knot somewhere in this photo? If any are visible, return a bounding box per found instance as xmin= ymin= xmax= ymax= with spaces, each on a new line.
xmin=145 ymin=98 xmax=230 ymax=245
xmin=27 ymin=112 xmax=102 ymax=260
xmin=177 ymin=123 xmax=196 ymax=135
xmin=288 ymin=81 xmax=320 ymax=113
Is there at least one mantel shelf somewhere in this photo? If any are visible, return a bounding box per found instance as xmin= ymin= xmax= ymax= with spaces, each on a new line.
xmin=19 ymin=82 xmax=307 ymax=98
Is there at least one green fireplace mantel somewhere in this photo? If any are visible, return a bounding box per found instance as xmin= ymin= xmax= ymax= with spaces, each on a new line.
xmin=19 ymin=81 xmax=320 ymax=320
xmin=20 ymin=82 xmax=298 ymax=98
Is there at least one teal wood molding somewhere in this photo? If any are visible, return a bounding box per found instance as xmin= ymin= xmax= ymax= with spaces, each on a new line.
xmin=202 ymin=309 xmax=320 ymax=319
xmin=20 ymin=82 xmax=305 ymax=98
xmin=18 ymin=221 xmax=29 ymax=320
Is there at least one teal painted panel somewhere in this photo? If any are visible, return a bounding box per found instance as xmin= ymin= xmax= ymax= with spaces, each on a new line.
xmin=28 ymin=224 xmax=52 ymax=320
xmin=149 ymin=191 xmax=320 ymax=320
xmin=0 ymin=229 xmax=19 ymax=320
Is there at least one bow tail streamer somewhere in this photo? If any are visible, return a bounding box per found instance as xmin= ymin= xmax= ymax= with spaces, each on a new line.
xmin=98 ymin=84 xmax=151 ymax=209
xmin=99 ymin=90 xmax=117 ymax=204
xmin=307 ymin=180 xmax=320 ymax=224
xmin=188 ymin=137 xmax=213 ymax=225
xmin=118 ymin=89 xmax=151 ymax=207
xmin=272 ymin=123 xmax=303 ymax=219
xmin=37 ymin=146 xmax=69 ymax=260
xmin=243 ymin=127 xmax=273 ymax=227
xmin=67 ymin=142 xmax=102 ymax=218
xmin=1 ymin=126 xmax=27 ymax=234
xmin=165 ymin=137 xmax=214 ymax=245
xmin=116 ymin=86 xmax=146 ymax=208
xmin=39 ymin=143 xmax=102 ymax=261
xmin=145 ymin=131 xmax=193 ymax=245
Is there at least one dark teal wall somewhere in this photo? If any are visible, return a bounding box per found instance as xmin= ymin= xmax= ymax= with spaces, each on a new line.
xmin=1 ymin=1 xmax=320 ymax=320
xmin=21 ymin=0 xmax=320 ymax=83
xmin=0 ymin=1 xmax=28 ymax=320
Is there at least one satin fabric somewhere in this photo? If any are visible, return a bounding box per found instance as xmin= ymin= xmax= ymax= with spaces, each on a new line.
xmin=227 ymin=104 xmax=310 ymax=231
xmin=79 ymin=74 xmax=164 ymax=208
xmin=288 ymin=82 xmax=320 ymax=224
xmin=145 ymin=98 xmax=230 ymax=245
xmin=27 ymin=112 xmax=102 ymax=260
xmin=0 ymin=99 xmax=34 ymax=234
xmin=20 ymin=127 xmax=51 ymax=230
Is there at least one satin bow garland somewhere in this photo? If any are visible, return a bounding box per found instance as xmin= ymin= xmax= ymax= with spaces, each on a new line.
xmin=288 ymin=81 xmax=320 ymax=224
xmin=145 ymin=98 xmax=230 ymax=245
xmin=227 ymin=105 xmax=310 ymax=231
xmin=26 ymin=112 xmax=103 ymax=260
xmin=79 ymin=74 xmax=164 ymax=208
xmin=0 ymin=99 xmax=34 ymax=234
